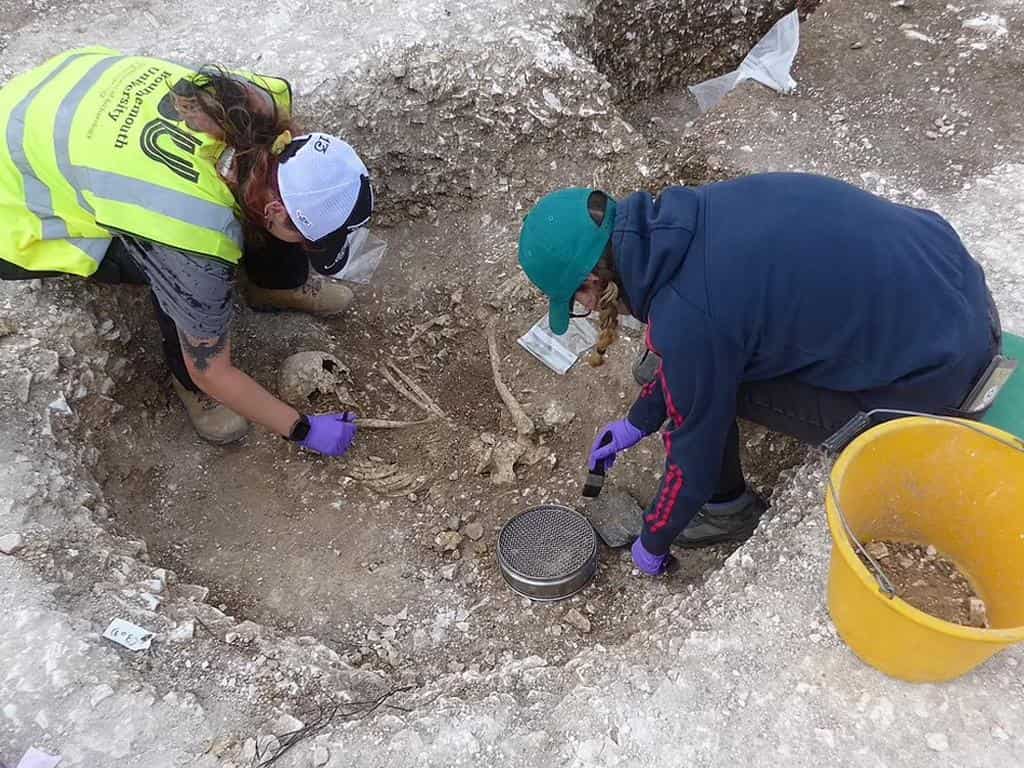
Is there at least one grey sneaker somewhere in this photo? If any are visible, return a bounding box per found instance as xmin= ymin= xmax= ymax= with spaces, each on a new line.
xmin=674 ymin=489 xmax=767 ymax=548
xmin=632 ymin=349 xmax=660 ymax=386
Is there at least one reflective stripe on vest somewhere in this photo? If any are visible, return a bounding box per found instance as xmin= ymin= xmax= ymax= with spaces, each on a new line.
xmin=3 ymin=50 xmax=110 ymax=272
xmin=1 ymin=49 xmax=245 ymax=276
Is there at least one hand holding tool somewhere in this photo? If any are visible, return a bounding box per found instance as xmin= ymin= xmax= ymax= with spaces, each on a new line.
xmin=300 ymin=412 xmax=358 ymax=456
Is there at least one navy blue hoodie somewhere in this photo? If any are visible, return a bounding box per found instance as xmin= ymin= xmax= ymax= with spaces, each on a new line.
xmin=615 ymin=173 xmax=994 ymax=554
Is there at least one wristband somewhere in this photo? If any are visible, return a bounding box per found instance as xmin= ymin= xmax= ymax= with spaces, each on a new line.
xmin=287 ymin=415 xmax=311 ymax=442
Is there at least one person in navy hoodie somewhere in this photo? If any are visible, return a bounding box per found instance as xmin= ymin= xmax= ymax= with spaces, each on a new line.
xmin=517 ymin=174 xmax=1001 ymax=576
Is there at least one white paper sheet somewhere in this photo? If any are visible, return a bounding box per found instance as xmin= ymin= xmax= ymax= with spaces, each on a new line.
xmin=517 ymin=314 xmax=598 ymax=375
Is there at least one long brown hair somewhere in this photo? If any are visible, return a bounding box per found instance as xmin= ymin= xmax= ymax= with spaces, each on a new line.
xmin=172 ymin=67 xmax=298 ymax=237
xmin=588 ymin=246 xmax=625 ymax=367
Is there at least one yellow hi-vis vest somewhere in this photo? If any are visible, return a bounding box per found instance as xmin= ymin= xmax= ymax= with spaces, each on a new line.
xmin=0 ymin=47 xmax=292 ymax=276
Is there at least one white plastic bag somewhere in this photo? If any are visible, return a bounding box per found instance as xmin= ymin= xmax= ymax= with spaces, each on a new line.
xmin=331 ymin=228 xmax=387 ymax=285
xmin=689 ymin=9 xmax=801 ymax=113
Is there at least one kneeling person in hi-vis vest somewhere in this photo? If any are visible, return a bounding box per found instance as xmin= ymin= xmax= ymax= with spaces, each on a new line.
xmin=1 ymin=48 xmax=375 ymax=455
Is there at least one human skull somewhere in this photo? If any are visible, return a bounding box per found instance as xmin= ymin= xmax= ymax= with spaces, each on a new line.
xmin=277 ymin=351 xmax=352 ymax=409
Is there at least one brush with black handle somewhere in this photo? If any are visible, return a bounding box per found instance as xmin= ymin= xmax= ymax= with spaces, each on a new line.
xmin=581 ymin=432 xmax=613 ymax=497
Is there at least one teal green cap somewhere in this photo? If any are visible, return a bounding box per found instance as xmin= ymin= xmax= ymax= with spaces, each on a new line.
xmin=517 ymin=188 xmax=617 ymax=336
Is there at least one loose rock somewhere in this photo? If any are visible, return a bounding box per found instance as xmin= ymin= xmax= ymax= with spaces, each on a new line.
xmin=439 ymin=563 xmax=459 ymax=581
xmin=968 ymin=597 xmax=988 ymax=628
xmin=865 ymin=541 xmax=889 ymax=559
xmin=925 ymin=733 xmax=949 ymax=752
xmin=12 ymin=368 xmax=31 ymax=403
xmin=464 ymin=522 xmax=484 ymax=541
xmin=32 ymin=348 xmax=60 ymax=381
xmin=258 ymin=735 xmax=282 ymax=756
xmin=167 ymin=620 xmax=196 ymax=643
xmin=564 ymin=608 xmax=592 ymax=634
xmin=313 ymin=745 xmax=331 ymax=766
xmin=540 ymin=401 xmax=576 ymax=430
xmin=226 ymin=620 xmax=261 ymax=645
xmin=175 ymin=584 xmax=210 ymax=602
xmin=241 ymin=739 xmax=257 ymax=762
xmin=89 ymin=684 xmax=115 ymax=708
xmin=0 ymin=533 xmax=25 ymax=555
xmin=273 ymin=713 xmax=305 ymax=734
xmin=436 ymin=531 xmax=463 ymax=552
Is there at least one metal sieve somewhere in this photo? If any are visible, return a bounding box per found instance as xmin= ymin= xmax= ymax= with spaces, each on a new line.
xmin=496 ymin=504 xmax=598 ymax=601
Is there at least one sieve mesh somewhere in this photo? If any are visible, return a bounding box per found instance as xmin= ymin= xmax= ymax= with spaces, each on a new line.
xmin=498 ymin=505 xmax=596 ymax=581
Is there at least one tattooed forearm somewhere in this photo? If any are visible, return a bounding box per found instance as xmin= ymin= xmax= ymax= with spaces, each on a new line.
xmin=178 ymin=330 xmax=228 ymax=373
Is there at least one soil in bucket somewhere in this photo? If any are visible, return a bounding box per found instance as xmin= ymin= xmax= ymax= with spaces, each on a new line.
xmin=858 ymin=541 xmax=989 ymax=628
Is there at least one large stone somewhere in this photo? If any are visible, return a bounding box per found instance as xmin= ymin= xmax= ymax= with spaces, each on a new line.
xmin=273 ymin=713 xmax=305 ymax=734
xmin=435 ymin=531 xmax=463 ymax=552
xmin=11 ymin=368 xmax=31 ymax=404
xmin=174 ymin=584 xmax=210 ymax=602
xmin=564 ymin=608 xmax=592 ymax=634
xmin=29 ymin=348 xmax=60 ymax=381
xmin=166 ymin=620 xmax=196 ymax=643
xmin=0 ymin=533 xmax=25 ymax=555
xmin=540 ymin=401 xmax=576 ymax=430
xmin=582 ymin=490 xmax=643 ymax=548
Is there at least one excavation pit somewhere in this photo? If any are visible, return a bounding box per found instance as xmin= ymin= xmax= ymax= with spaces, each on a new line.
xmin=85 ymin=210 xmax=804 ymax=678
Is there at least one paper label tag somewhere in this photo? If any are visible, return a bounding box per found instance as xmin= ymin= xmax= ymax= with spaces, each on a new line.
xmin=103 ymin=618 xmax=154 ymax=651
xmin=517 ymin=314 xmax=598 ymax=375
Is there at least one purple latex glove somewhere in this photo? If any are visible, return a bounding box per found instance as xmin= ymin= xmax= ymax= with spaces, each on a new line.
xmin=589 ymin=419 xmax=646 ymax=471
xmin=631 ymin=538 xmax=670 ymax=576
xmin=300 ymin=412 xmax=358 ymax=456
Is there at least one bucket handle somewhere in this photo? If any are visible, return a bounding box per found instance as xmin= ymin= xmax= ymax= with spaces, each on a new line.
xmin=820 ymin=409 xmax=1024 ymax=599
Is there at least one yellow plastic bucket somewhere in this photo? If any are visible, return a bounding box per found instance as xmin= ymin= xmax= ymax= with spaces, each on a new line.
xmin=826 ymin=416 xmax=1024 ymax=682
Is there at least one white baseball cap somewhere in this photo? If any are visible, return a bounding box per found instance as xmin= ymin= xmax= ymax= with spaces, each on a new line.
xmin=277 ymin=133 xmax=370 ymax=243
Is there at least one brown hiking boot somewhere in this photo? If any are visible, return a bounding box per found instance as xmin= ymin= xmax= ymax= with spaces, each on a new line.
xmin=246 ymin=274 xmax=355 ymax=318
xmin=171 ymin=378 xmax=250 ymax=445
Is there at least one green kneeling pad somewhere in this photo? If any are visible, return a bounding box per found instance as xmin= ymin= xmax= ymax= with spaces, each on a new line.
xmin=983 ymin=332 xmax=1024 ymax=439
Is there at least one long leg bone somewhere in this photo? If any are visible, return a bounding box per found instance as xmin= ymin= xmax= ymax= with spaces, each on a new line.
xmin=486 ymin=316 xmax=535 ymax=437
